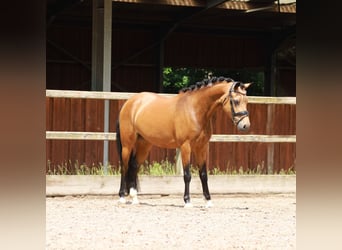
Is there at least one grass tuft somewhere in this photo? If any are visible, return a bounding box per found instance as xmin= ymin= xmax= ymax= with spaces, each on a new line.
xmin=46 ymin=159 xmax=295 ymax=176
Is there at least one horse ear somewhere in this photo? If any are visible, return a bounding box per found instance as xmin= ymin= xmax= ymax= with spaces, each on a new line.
xmin=241 ymin=82 xmax=252 ymax=90
xmin=233 ymin=82 xmax=241 ymax=91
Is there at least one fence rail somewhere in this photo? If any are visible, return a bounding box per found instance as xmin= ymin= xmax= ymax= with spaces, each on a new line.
xmin=46 ymin=89 xmax=296 ymax=104
xmin=46 ymin=131 xmax=296 ymax=143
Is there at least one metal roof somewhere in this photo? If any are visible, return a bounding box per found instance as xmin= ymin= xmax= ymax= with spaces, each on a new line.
xmin=47 ymin=0 xmax=296 ymax=32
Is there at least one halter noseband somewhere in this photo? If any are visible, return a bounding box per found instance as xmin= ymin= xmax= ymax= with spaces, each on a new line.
xmin=224 ymin=82 xmax=249 ymax=125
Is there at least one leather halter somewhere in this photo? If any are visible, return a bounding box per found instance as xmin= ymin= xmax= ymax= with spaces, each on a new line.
xmin=223 ymin=82 xmax=249 ymax=125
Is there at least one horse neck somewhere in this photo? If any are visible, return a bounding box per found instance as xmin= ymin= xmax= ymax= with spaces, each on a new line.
xmin=191 ymin=82 xmax=230 ymax=122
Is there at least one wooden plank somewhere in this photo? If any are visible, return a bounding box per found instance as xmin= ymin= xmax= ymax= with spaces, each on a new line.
xmin=46 ymin=131 xmax=117 ymax=140
xmin=46 ymin=131 xmax=296 ymax=143
xmin=248 ymin=96 xmax=296 ymax=105
xmin=210 ymin=134 xmax=296 ymax=143
xmin=46 ymin=89 xmax=296 ymax=104
xmin=46 ymin=90 xmax=173 ymax=100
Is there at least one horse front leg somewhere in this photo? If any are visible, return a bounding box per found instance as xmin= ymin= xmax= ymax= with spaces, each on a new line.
xmin=194 ymin=143 xmax=213 ymax=208
xmin=180 ymin=143 xmax=192 ymax=207
xmin=183 ymin=164 xmax=192 ymax=207
xmin=199 ymin=163 xmax=213 ymax=208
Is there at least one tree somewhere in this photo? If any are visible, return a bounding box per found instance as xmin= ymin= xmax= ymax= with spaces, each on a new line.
xmin=162 ymin=67 xmax=264 ymax=95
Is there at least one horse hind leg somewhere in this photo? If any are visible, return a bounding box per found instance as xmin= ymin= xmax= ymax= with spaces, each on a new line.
xmin=118 ymin=146 xmax=132 ymax=204
xmin=127 ymin=137 xmax=152 ymax=205
xmin=126 ymin=152 xmax=140 ymax=204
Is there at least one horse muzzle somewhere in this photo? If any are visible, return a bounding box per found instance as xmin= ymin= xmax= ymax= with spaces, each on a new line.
xmin=236 ymin=116 xmax=250 ymax=131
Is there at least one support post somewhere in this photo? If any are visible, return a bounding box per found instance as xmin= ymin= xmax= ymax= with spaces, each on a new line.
xmin=102 ymin=0 xmax=112 ymax=174
xmin=92 ymin=0 xmax=104 ymax=91
xmin=92 ymin=0 xmax=112 ymax=174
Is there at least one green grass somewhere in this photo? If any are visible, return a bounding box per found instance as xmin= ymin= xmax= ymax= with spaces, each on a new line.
xmin=140 ymin=160 xmax=177 ymax=176
xmin=46 ymin=160 xmax=120 ymax=175
xmin=47 ymin=159 xmax=296 ymax=176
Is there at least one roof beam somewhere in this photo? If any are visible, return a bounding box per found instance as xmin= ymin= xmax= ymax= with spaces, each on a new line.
xmin=47 ymin=39 xmax=91 ymax=71
xmin=206 ymin=0 xmax=229 ymax=9
xmin=164 ymin=0 xmax=230 ymax=34
xmin=245 ymin=5 xmax=275 ymax=13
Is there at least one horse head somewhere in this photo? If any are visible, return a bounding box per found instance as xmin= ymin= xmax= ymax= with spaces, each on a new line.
xmin=221 ymin=81 xmax=252 ymax=131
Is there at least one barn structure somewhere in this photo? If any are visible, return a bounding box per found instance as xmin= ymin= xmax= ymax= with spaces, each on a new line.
xmin=46 ymin=0 xmax=296 ymax=174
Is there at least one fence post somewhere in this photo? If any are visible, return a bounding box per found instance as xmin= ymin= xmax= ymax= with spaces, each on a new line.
xmin=103 ymin=100 xmax=110 ymax=174
xmin=266 ymin=104 xmax=274 ymax=174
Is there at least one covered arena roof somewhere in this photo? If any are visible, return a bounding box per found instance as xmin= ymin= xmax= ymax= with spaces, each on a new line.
xmin=47 ymin=0 xmax=296 ymax=96
xmin=48 ymin=0 xmax=296 ymax=31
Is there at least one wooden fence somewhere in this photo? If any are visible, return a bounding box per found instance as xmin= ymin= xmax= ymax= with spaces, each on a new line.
xmin=46 ymin=90 xmax=296 ymax=174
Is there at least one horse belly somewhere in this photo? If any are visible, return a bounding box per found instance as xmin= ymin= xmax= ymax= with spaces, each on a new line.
xmin=135 ymin=115 xmax=178 ymax=148
xmin=143 ymin=133 xmax=178 ymax=149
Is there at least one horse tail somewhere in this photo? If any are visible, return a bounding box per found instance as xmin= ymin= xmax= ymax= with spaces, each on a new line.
xmin=116 ymin=118 xmax=123 ymax=162
xmin=116 ymin=116 xmax=127 ymax=195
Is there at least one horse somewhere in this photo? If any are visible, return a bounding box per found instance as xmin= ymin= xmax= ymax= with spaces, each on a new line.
xmin=116 ymin=76 xmax=251 ymax=208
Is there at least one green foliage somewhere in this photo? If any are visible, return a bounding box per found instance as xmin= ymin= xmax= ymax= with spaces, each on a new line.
xmin=162 ymin=67 xmax=265 ymax=95
xmin=163 ymin=67 xmax=211 ymax=93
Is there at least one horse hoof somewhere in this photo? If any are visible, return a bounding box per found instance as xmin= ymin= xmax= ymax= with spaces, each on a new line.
xmin=205 ymin=200 xmax=213 ymax=208
xmin=184 ymin=202 xmax=193 ymax=208
xmin=118 ymin=197 xmax=126 ymax=204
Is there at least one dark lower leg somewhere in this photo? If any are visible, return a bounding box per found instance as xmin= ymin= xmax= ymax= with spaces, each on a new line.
xmin=118 ymin=173 xmax=126 ymax=198
xmin=126 ymin=153 xmax=139 ymax=191
xmin=183 ymin=164 xmax=191 ymax=204
xmin=199 ymin=164 xmax=211 ymax=200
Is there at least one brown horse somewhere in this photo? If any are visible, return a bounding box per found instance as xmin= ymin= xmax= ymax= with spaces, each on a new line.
xmin=116 ymin=76 xmax=251 ymax=207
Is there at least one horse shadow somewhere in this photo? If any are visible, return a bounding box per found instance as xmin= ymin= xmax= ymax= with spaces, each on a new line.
xmin=122 ymin=199 xmax=249 ymax=210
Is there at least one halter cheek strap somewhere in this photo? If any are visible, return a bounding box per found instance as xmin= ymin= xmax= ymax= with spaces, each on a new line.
xmin=226 ymin=82 xmax=249 ymax=125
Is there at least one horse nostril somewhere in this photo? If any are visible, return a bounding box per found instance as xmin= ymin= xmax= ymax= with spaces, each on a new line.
xmin=245 ymin=124 xmax=250 ymax=131
xmin=239 ymin=123 xmax=250 ymax=131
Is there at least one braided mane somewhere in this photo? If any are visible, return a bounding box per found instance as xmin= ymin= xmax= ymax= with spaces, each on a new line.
xmin=179 ymin=76 xmax=234 ymax=93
